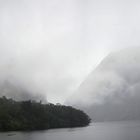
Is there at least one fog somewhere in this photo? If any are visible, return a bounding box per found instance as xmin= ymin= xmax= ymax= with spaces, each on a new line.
xmin=68 ymin=47 xmax=140 ymax=121
xmin=1 ymin=0 xmax=140 ymax=105
xmin=0 ymin=0 xmax=109 ymax=103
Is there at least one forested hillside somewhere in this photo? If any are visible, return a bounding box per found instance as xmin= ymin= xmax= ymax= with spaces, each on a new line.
xmin=0 ymin=96 xmax=90 ymax=131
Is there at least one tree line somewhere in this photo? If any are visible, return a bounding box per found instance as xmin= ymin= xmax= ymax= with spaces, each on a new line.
xmin=0 ymin=96 xmax=91 ymax=131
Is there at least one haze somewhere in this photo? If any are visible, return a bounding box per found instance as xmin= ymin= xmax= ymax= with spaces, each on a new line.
xmin=0 ymin=0 xmax=140 ymax=104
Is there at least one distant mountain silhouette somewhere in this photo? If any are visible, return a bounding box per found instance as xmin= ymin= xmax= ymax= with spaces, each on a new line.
xmin=68 ymin=47 xmax=140 ymax=121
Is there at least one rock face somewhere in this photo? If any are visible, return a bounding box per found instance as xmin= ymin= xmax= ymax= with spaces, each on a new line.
xmin=68 ymin=47 xmax=140 ymax=121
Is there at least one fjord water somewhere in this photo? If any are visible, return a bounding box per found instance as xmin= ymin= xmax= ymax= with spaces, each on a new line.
xmin=0 ymin=121 xmax=140 ymax=140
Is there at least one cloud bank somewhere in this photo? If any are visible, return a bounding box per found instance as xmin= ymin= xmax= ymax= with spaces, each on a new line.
xmin=1 ymin=0 xmax=140 ymax=103
xmin=0 ymin=0 xmax=109 ymax=103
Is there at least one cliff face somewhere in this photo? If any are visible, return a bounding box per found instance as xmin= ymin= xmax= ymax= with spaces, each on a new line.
xmin=68 ymin=47 xmax=140 ymax=121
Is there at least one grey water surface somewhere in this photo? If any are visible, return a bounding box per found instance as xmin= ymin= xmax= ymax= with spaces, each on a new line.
xmin=0 ymin=121 xmax=140 ymax=140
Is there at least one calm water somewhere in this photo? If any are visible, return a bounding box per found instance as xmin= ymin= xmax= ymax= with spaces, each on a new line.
xmin=0 ymin=121 xmax=140 ymax=140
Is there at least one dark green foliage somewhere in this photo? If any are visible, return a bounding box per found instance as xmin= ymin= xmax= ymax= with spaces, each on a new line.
xmin=0 ymin=96 xmax=90 ymax=131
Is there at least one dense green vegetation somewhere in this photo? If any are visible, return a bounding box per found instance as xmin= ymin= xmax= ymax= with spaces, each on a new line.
xmin=0 ymin=96 xmax=90 ymax=131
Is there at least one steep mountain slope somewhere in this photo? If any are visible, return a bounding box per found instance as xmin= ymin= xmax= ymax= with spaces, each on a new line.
xmin=68 ymin=47 xmax=140 ymax=121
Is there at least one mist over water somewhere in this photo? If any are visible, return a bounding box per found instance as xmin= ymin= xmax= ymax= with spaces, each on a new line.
xmin=1 ymin=1 xmax=140 ymax=140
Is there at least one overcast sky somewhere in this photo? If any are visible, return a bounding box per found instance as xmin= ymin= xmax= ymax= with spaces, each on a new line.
xmin=0 ymin=0 xmax=140 ymax=103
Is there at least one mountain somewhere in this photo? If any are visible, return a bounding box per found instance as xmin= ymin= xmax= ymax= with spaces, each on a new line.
xmin=68 ymin=47 xmax=140 ymax=121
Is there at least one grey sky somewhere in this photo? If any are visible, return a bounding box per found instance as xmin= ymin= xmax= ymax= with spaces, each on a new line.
xmin=0 ymin=0 xmax=140 ymax=103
